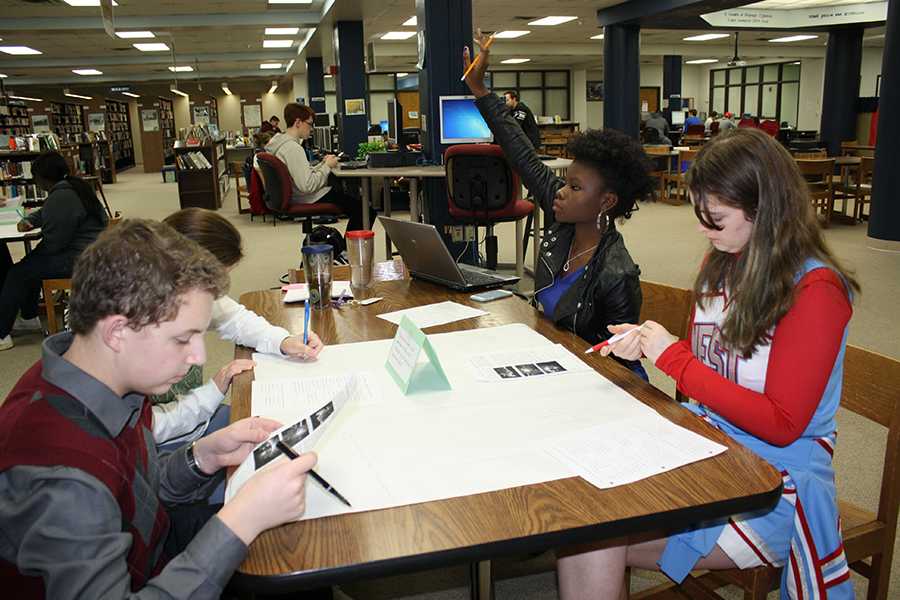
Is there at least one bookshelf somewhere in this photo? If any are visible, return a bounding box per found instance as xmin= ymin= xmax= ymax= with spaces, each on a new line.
xmin=105 ymin=98 xmax=135 ymax=172
xmin=78 ymin=140 xmax=115 ymax=183
xmin=48 ymin=101 xmax=86 ymax=144
xmin=0 ymin=97 xmax=32 ymax=137
xmin=174 ymin=138 xmax=225 ymax=210
xmin=0 ymin=144 xmax=79 ymax=203
xmin=141 ymin=97 xmax=176 ymax=174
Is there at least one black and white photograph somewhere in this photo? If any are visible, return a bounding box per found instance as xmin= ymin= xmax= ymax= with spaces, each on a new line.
xmin=515 ymin=363 xmax=543 ymax=377
xmin=253 ymin=438 xmax=281 ymax=470
xmin=494 ymin=366 xmax=521 ymax=379
xmin=587 ymin=80 xmax=604 ymax=102
xmin=537 ymin=361 xmax=567 ymax=374
xmin=310 ymin=401 xmax=335 ymax=430
xmin=280 ymin=419 xmax=310 ymax=447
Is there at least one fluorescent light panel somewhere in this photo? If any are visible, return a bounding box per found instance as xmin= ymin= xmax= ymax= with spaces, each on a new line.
xmin=168 ymin=66 xmax=193 ymax=72
xmin=63 ymin=0 xmax=118 ymax=6
xmin=265 ymin=27 xmax=299 ymax=35
xmin=396 ymin=72 xmax=409 ymax=77
xmin=263 ymin=39 xmax=294 ymax=48
xmin=116 ymin=31 xmax=154 ymax=39
xmin=0 ymin=46 xmax=42 ymax=55
xmin=381 ymin=31 xmax=417 ymax=40
xmin=221 ymin=83 xmax=232 ymax=95
xmin=494 ymin=31 xmax=530 ymax=39
xmin=769 ymin=34 xmax=818 ymax=43
xmin=64 ymin=92 xmax=93 ymax=100
xmin=169 ymin=85 xmax=188 ymax=97
xmin=9 ymin=95 xmax=42 ymax=101
xmin=323 ymin=74 xmax=332 ymax=78
xmin=72 ymin=68 xmax=103 ymax=75
xmin=501 ymin=58 xmax=530 ymax=64
xmin=121 ymin=91 xmax=140 ymax=98
xmin=285 ymin=59 xmax=295 ymax=71
xmin=0 ymin=74 xmax=7 ymax=79
xmin=590 ymin=34 xmax=604 ymax=40
xmin=403 ymin=16 xmax=417 ymax=26
xmin=683 ymin=33 xmax=730 ymax=41
xmin=260 ymin=63 xmax=282 ymax=69
xmin=268 ymin=0 xmax=312 ymax=3
xmin=133 ymin=43 xmax=170 ymax=51
xmin=685 ymin=58 xmax=719 ymax=64
xmin=268 ymin=81 xmax=278 ymax=94
xmin=528 ymin=16 xmax=576 ymax=26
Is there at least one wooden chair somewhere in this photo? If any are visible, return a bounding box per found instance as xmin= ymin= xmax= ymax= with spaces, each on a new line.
xmin=635 ymin=344 xmax=900 ymax=600
xmin=643 ymin=146 xmax=672 ymax=202
xmin=230 ymin=161 xmax=251 ymax=216
xmin=793 ymin=149 xmax=827 ymax=159
xmin=42 ymin=215 xmax=122 ymax=335
xmin=638 ymin=280 xmax=693 ymax=403
xmin=852 ymin=157 xmax=875 ymax=222
xmin=661 ymin=149 xmax=699 ymax=205
xmin=796 ymin=158 xmax=836 ymax=227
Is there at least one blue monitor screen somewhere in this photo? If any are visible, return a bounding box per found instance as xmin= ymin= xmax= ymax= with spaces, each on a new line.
xmin=439 ymin=96 xmax=493 ymax=144
xmin=379 ymin=120 xmax=389 ymax=134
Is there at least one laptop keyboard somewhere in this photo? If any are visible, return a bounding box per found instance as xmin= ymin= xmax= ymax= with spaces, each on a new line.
xmin=460 ymin=268 xmax=506 ymax=286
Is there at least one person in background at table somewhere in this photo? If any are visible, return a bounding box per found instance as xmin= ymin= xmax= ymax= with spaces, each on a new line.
xmin=260 ymin=115 xmax=281 ymax=134
xmin=684 ymin=109 xmax=703 ymax=129
xmin=704 ymin=110 xmax=718 ymax=132
xmin=244 ymin=130 xmax=273 ymax=191
xmin=503 ymin=90 xmax=543 ymax=150
xmin=557 ymin=128 xmax=857 ymax=600
xmin=0 ymin=219 xmax=318 ymax=600
xmin=266 ymin=102 xmax=373 ymax=231
xmin=644 ymin=111 xmax=670 ymax=143
xmin=153 ymin=207 xmax=324 ymax=458
xmin=717 ymin=111 xmax=736 ymax=132
xmin=0 ymin=151 xmax=108 ymax=352
xmin=464 ymin=31 xmax=655 ymax=380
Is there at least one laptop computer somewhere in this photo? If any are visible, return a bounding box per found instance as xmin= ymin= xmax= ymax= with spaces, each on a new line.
xmin=378 ymin=217 xmax=520 ymax=292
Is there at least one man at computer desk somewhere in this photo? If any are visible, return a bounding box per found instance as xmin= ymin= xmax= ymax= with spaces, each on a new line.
xmin=464 ymin=30 xmax=655 ymax=381
xmin=266 ymin=103 xmax=373 ymax=232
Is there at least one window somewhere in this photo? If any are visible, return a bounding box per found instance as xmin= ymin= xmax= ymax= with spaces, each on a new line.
xmin=709 ymin=61 xmax=801 ymax=126
xmin=486 ymin=70 xmax=570 ymax=119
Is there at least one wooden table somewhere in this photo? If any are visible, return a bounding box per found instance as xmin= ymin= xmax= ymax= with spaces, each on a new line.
xmin=229 ymin=279 xmax=782 ymax=596
xmin=832 ymin=156 xmax=863 ymax=225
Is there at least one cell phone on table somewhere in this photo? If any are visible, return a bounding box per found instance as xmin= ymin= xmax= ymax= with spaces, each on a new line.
xmin=470 ymin=289 xmax=513 ymax=303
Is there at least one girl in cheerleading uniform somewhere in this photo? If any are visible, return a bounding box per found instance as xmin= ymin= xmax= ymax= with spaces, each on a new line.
xmin=558 ymin=127 xmax=858 ymax=600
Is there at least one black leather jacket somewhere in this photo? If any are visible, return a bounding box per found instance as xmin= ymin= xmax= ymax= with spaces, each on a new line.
xmin=475 ymin=93 xmax=643 ymax=349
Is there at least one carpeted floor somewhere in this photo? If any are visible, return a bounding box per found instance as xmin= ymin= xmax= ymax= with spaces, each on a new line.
xmin=2 ymin=169 xmax=897 ymax=599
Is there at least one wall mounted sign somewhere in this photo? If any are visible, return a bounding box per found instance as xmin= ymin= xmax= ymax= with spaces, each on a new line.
xmin=141 ymin=109 xmax=159 ymax=132
xmin=702 ymin=2 xmax=887 ymax=28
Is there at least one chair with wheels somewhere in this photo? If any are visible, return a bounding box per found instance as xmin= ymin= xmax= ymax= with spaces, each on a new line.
xmin=255 ymin=152 xmax=344 ymax=231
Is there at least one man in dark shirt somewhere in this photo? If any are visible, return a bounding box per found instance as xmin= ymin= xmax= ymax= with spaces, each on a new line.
xmin=503 ymin=90 xmax=542 ymax=150
xmin=260 ymin=115 xmax=281 ymax=134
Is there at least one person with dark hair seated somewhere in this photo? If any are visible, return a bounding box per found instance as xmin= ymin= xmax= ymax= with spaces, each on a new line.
xmin=464 ymin=31 xmax=655 ymax=379
xmin=0 ymin=151 xmax=108 ymax=351
xmin=260 ymin=115 xmax=281 ymax=134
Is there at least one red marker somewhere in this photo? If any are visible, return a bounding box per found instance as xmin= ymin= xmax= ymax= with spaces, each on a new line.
xmin=584 ymin=325 xmax=643 ymax=354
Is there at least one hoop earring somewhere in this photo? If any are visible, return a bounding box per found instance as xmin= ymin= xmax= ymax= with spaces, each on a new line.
xmin=596 ymin=211 xmax=610 ymax=232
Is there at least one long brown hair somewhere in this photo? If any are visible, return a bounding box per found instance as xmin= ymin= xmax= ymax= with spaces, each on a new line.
xmin=687 ymin=128 xmax=859 ymax=357
xmin=163 ymin=208 xmax=243 ymax=268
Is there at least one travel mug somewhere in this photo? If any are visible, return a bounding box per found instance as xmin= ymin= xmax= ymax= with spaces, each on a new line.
xmin=301 ymin=244 xmax=333 ymax=309
xmin=346 ymin=230 xmax=375 ymax=289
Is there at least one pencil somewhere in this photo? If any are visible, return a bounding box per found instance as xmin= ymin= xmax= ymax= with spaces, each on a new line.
xmin=584 ymin=324 xmax=644 ymax=354
xmin=460 ymin=34 xmax=495 ymax=81
xmin=275 ymin=440 xmax=352 ymax=507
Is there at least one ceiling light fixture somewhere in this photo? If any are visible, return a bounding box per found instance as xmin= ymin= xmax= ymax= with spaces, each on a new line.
xmin=381 ymin=31 xmax=417 ymax=40
xmin=169 ymin=84 xmax=189 ymax=97
xmin=9 ymin=95 xmax=42 ymax=101
xmin=792 ymin=61 xmax=801 ymax=65
xmin=494 ymin=31 xmax=530 ymax=39
xmin=63 ymin=0 xmax=118 ymax=6
xmin=260 ymin=63 xmax=283 ymax=69
xmin=590 ymin=34 xmax=604 ymax=40
xmin=72 ymin=69 xmax=103 ymax=75
xmin=403 ymin=16 xmax=417 ymax=27
xmin=769 ymin=34 xmax=818 ymax=43
xmin=0 ymin=74 xmax=7 ymax=79
xmin=285 ymin=59 xmax=295 ymax=71
xmin=263 ymin=39 xmax=294 ymax=48
xmin=324 ymin=74 xmax=333 ymax=78
xmin=268 ymin=0 xmax=312 ymax=4
xmin=221 ymin=83 xmax=232 ymax=95
xmin=501 ymin=58 xmax=531 ymax=64
xmin=168 ymin=65 xmax=193 ymax=72
xmin=116 ymin=31 xmax=155 ymax=39
xmin=685 ymin=58 xmax=719 ymax=64
xmin=396 ymin=72 xmax=409 ymax=77
xmin=528 ymin=16 xmax=576 ymax=26
xmin=64 ymin=90 xmax=93 ymax=100
xmin=133 ymin=43 xmax=170 ymax=52
xmin=683 ymin=33 xmax=730 ymax=41
xmin=121 ymin=91 xmax=140 ymax=98
xmin=266 ymin=27 xmax=300 ymax=35
xmin=268 ymin=81 xmax=278 ymax=94
xmin=0 ymin=46 xmax=42 ymax=55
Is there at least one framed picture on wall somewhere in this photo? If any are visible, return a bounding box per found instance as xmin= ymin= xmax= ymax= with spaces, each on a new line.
xmin=344 ymin=98 xmax=366 ymax=116
xmin=587 ymin=80 xmax=604 ymax=102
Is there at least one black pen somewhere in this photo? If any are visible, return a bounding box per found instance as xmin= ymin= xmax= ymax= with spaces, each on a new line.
xmin=275 ymin=440 xmax=352 ymax=507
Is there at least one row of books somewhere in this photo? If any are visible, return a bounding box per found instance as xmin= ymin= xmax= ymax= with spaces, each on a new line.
xmin=1 ymin=160 xmax=33 ymax=180
xmin=176 ymin=151 xmax=212 ymax=170
xmin=1 ymin=182 xmax=48 ymax=201
xmin=0 ymin=133 xmax=61 ymax=152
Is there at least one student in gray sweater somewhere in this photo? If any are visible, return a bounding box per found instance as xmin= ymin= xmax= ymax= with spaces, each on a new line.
xmin=0 ymin=151 xmax=107 ymax=350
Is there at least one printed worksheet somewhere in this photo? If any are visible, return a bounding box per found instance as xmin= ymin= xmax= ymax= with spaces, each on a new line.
xmin=377 ymin=301 xmax=487 ymax=329
xmin=467 ymin=344 xmax=592 ymax=382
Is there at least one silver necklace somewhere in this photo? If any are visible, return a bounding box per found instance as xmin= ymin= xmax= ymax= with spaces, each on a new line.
xmin=563 ymin=242 xmax=598 ymax=271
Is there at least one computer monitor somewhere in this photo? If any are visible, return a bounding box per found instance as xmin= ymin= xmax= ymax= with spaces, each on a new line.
xmin=670 ymin=110 xmax=686 ymax=126
xmin=387 ymin=98 xmax=404 ymax=145
xmin=314 ymin=113 xmax=330 ymax=127
xmin=438 ymin=95 xmax=493 ymax=144
xmin=379 ymin=120 xmax=389 ymax=135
